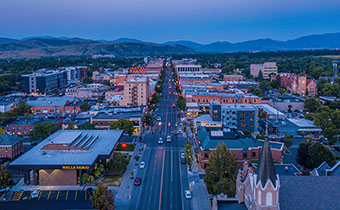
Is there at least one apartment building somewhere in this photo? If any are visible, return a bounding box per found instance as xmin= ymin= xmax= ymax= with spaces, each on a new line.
xmin=21 ymin=69 xmax=67 ymax=93
xmin=120 ymin=77 xmax=149 ymax=107
xmin=250 ymin=62 xmax=278 ymax=79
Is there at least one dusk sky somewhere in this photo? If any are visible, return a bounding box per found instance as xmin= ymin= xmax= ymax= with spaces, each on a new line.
xmin=1 ymin=0 xmax=340 ymax=43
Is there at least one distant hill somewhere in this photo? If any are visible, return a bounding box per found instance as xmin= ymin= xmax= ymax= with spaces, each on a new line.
xmin=0 ymin=37 xmax=18 ymax=43
xmin=163 ymin=32 xmax=340 ymax=52
xmin=0 ymin=39 xmax=195 ymax=59
xmin=1 ymin=32 xmax=340 ymax=58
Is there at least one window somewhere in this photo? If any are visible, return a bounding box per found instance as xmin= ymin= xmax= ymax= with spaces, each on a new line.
xmin=250 ymin=124 xmax=254 ymax=127
xmin=204 ymin=153 xmax=209 ymax=159
xmin=5 ymin=148 xmax=8 ymax=152
xmin=240 ymin=118 xmax=246 ymax=121
xmin=213 ymin=115 xmax=218 ymax=118
xmin=250 ymin=118 xmax=254 ymax=121
xmin=213 ymin=110 xmax=218 ymax=113
xmin=252 ymin=152 xmax=256 ymax=158
xmin=250 ymin=112 xmax=254 ymax=115
xmin=241 ymin=112 xmax=246 ymax=115
xmin=243 ymin=153 xmax=247 ymax=158
xmin=240 ymin=123 xmax=246 ymax=127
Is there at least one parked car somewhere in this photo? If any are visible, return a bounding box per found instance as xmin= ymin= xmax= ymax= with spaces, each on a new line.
xmin=134 ymin=176 xmax=142 ymax=186
xmin=173 ymin=131 xmax=178 ymax=135
xmin=167 ymin=135 xmax=172 ymax=143
xmin=31 ymin=189 xmax=40 ymax=199
xmin=184 ymin=190 xmax=192 ymax=199
xmin=181 ymin=157 xmax=186 ymax=164
xmin=158 ymin=137 xmax=163 ymax=144
xmin=140 ymin=161 xmax=145 ymax=169
xmin=180 ymin=152 xmax=185 ymax=159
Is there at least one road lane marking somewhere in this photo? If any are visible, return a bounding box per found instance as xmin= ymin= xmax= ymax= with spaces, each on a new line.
xmin=29 ymin=191 xmax=32 ymax=200
xmin=66 ymin=191 xmax=69 ymax=200
xmin=85 ymin=190 xmax=87 ymax=200
xmin=75 ymin=190 xmax=78 ymax=200
xmin=56 ymin=191 xmax=60 ymax=200
xmin=179 ymin=151 xmax=185 ymax=210
xmin=38 ymin=191 xmax=42 ymax=200
xmin=171 ymin=150 xmax=173 ymax=182
xmin=158 ymin=150 xmax=165 ymax=210
xmin=47 ymin=191 xmax=51 ymax=200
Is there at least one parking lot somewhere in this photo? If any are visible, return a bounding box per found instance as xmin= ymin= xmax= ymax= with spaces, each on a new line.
xmin=11 ymin=190 xmax=91 ymax=201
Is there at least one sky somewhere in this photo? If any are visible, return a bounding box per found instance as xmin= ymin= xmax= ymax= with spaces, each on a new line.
xmin=1 ymin=0 xmax=340 ymax=44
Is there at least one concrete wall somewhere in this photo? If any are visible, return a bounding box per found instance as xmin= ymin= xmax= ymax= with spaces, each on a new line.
xmin=39 ymin=169 xmax=77 ymax=186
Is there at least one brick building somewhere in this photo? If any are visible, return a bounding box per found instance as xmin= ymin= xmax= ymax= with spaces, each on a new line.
xmin=195 ymin=126 xmax=283 ymax=169
xmin=27 ymin=97 xmax=81 ymax=115
xmin=0 ymin=134 xmax=24 ymax=159
xmin=223 ymin=75 xmax=244 ymax=82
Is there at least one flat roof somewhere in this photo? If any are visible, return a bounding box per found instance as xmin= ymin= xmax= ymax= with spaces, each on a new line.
xmin=10 ymin=130 xmax=123 ymax=168
xmin=256 ymin=104 xmax=285 ymax=116
xmin=288 ymin=118 xmax=317 ymax=128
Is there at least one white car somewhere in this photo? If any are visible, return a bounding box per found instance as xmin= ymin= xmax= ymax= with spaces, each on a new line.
xmin=140 ymin=161 xmax=145 ymax=169
xmin=180 ymin=152 xmax=185 ymax=159
xmin=31 ymin=189 xmax=40 ymax=199
xmin=166 ymin=135 xmax=171 ymax=143
xmin=184 ymin=190 xmax=192 ymax=199
xmin=158 ymin=138 xmax=163 ymax=144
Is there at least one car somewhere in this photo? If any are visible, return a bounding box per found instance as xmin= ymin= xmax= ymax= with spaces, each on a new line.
xmin=158 ymin=138 xmax=163 ymax=144
xmin=140 ymin=161 xmax=145 ymax=169
xmin=166 ymin=135 xmax=171 ymax=143
xmin=173 ymin=131 xmax=178 ymax=135
xmin=172 ymin=104 xmax=176 ymax=108
xmin=180 ymin=152 xmax=185 ymax=159
xmin=134 ymin=176 xmax=142 ymax=186
xmin=181 ymin=157 xmax=186 ymax=164
xmin=31 ymin=189 xmax=40 ymax=199
xmin=156 ymin=116 xmax=161 ymax=121
xmin=184 ymin=190 xmax=192 ymax=199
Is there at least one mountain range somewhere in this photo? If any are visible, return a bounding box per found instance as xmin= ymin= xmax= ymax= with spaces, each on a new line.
xmin=0 ymin=32 xmax=340 ymax=58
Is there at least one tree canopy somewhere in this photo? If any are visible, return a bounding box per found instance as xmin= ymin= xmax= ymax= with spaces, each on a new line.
xmin=176 ymin=95 xmax=186 ymax=111
xmin=110 ymin=119 xmax=134 ymax=136
xmin=204 ymin=143 xmax=238 ymax=196
xmin=80 ymin=101 xmax=91 ymax=112
xmin=90 ymin=184 xmax=115 ymax=210
xmin=29 ymin=122 xmax=59 ymax=142
xmin=296 ymin=141 xmax=335 ymax=170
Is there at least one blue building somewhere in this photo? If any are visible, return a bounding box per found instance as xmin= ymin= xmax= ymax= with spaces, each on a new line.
xmin=210 ymin=101 xmax=259 ymax=132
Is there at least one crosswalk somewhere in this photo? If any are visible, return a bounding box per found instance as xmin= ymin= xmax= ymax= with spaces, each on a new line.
xmin=12 ymin=191 xmax=23 ymax=201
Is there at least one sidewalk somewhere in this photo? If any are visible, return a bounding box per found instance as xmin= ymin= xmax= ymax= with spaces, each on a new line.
xmin=188 ymin=145 xmax=211 ymax=210
xmin=114 ymin=142 xmax=143 ymax=210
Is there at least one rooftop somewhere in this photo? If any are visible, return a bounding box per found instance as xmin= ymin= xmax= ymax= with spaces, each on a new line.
xmin=27 ymin=97 xmax=75 ymax=107
xmin=10 ymin=130 xmax=123 ymax=167
xmin=0 ymin=134 xmax=23 ymax=146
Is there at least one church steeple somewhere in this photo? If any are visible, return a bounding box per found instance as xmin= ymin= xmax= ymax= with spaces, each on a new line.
xmin=256 ymin=137 xmax=277 ymax=187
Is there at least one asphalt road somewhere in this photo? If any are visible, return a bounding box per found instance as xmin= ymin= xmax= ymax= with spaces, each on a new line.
xmin=129 ymin=67 xmax=191 ymax=210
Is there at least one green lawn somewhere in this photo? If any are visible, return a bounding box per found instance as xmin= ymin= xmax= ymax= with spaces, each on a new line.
xmin=94 ymin=174 xmax=123 ymax=187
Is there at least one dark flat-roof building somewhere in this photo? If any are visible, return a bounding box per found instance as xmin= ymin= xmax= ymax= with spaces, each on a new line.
xmin=10 ymin=130 xmax=123 ymax=186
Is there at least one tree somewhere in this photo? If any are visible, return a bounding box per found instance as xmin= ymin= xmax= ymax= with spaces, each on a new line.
xmin=0 ymin=164 xmax=12 ymax=190
xmin=29 ymin=122 xmax=59 ymax=142
xmin=184 ymin=140 xmax=193 ymax=166
xmin=90 ymin=184 xmax=115 ymax=210
xmin=241 ymin=129 xmax=251 ymax=137
xmin=67 ymin=121 xmax=75 ymax=130
xmin=176 ymin=95 xmax=186 ymax=111
xmin=204 ymin=143 xmax=238 ymax=196
xmin=143 ymin=113 xmax=153 ymax=126
xmin=257 ymin=70 xmax=264 ymax=80
xmin=324 ymin=126 xmax=337 ymax=144
xmin=0 ymin=127 xmax=4 ymax=134
xmin=306 ymin=142 xmax=335 ymax=169
xmin=78 ymin=122 xmax=96 ymax=130
xmin=296 ymin=141 xmax=311 ymax=169
xmin=83 ymin=77 xmax=93 ymax=84
xmin=313 ymin=111 xmax=333 ymax=130
xmin=110 ymin=119 xmax=134 ymax=136
xmin=283 ymin=134 xmax=293 ymax=148
xmin=80 ymin=101 xmax=91 ymax=112
xmin=304 ymin=98 xmax=320 ymax=112
xmin=331 ymin=110 xmax=340 ymax=129
xmin=82 ymin=173 xmax=94 ymax=185
xmin=93 ymin=164 xmax=105 ymax=178
xmin=296 ymin=141 xmax=335 ymax=170
xmin=107 ymin=153 xmax=129 ymax=172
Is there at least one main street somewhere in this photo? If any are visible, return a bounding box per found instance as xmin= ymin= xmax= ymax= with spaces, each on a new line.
xmin=129 ymin=67 xmax=191 ymax=210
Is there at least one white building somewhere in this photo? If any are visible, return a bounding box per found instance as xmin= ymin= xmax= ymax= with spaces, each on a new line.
xmin=250 ymin=62 xmax=278 ymax=79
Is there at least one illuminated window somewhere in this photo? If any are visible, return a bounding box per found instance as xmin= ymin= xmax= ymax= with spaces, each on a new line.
xmin=213 ymin=110 xmax=218 ymax=113
xmin=240 ymin=123 xmax=246 ymax=127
